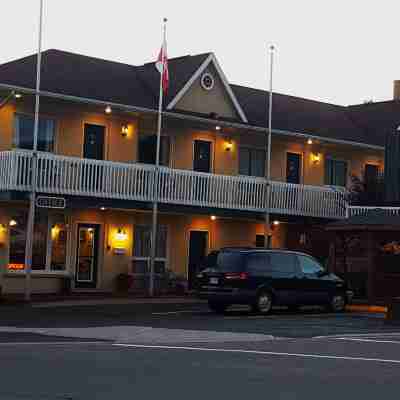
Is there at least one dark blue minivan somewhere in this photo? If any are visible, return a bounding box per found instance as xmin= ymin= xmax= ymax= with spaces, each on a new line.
xmin=197 ymin=248 xmax=353 ymax=314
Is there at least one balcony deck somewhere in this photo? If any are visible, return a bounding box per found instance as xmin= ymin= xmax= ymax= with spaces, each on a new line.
xmin=0 ymin=151 xmax=347 ymax=219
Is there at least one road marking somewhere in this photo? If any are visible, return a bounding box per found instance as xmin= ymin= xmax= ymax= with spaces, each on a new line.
xmin=0 ymin=341 xmax=107 ymax=346
xmin=334 ymin=338 xmax=400 ymax=344
xmin=313 ymin=332 xmax=400 ymax=339
xmin=113 ymin=343 xmax=400 ymax=364
xmin=151 ymin=310 xmax=207 ymax=316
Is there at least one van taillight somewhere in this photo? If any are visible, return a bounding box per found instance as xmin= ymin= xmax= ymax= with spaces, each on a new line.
xmin=224 ymin=272 xmax=248 ymax=280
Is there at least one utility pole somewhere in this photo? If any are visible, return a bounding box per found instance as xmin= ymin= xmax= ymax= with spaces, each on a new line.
xmin=24 ymin=0 xmax=44 ymax=301
xmin=264 ymin=45 xmax=275 ymax=249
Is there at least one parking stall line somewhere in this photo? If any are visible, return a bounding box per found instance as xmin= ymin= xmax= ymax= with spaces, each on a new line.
xmin=333 ymin=338 xmax=400 ymax=344
xmin=113 ymin=343 xmax=400 ymax=365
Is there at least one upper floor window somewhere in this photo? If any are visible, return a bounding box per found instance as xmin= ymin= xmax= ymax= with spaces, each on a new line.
xmin=325 ymin=158 xmax=348 ymax=187
xmin=239 ymin=147 xmax=265 ymax=177
xmin=138 ymin=135 xmax=170 ymax=166
xmin=13 ymin=114 xmax=55 ymax=152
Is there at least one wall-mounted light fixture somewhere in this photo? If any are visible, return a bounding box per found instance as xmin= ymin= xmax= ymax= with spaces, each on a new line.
xmin=307 ymin=138 xmax=313 ymax=145
xmin=224 ymin=138 xmax=233 ymax=152
xmin=9 ymin=219 xmax=17 ymax=227
xmin=0 ymin=223 xmax=6 ymax=232
xmin=311 ymin=152 xmax=321 ymax=164
xmin=121 ymin=124 xmax=129 ymax=138
xmin=210 ymin=215 xmax=217 ymax=221
xmin=14 ymin=93 xmax=22 ymax=99
xmin=115 ymin=228 xmax=128 ymax=242
xmin=105 ymin=106 xmax=112 ymax=114
xmin=215 ymin=125 xmax=221 ymax=131
xmin=51 ymin=225 xmax=60 ymax=241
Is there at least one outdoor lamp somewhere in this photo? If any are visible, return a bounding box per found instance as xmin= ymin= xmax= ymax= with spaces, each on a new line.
xmin=121 ymin=124 xmax=129 ymax=138
xmin=115 ymin=228 xmax=128 ymax=242
xmin=224 ymin=138 xmax=233 ymax=152
xmin=311 ymin=153 xmax=321 ymax=164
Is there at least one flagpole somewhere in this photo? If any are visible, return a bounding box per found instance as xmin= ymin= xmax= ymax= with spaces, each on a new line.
xmin=149 ymin=18 xmax=167 ymax=297
xmin=264 ymin=45 xmax=274 ymax=249
xmin=24 ymin=0 xmax=44 ymax=301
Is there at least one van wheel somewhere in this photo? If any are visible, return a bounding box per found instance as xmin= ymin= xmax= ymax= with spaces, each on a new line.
xmin=208 ymin=301 xmax=228 ymax=314
xmin=252 ymin=291 xmax=273 ymax=314
xmin=327 ymin=294 xmax=346 ymax=313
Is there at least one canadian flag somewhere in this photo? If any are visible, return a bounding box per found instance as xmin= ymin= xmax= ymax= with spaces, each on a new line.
xmin=155 ymin=39 xmax=169 ymax=93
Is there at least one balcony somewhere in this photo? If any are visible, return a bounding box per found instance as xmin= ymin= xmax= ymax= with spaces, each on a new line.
xmin=0 ymin=151 xmax=347 ymax=219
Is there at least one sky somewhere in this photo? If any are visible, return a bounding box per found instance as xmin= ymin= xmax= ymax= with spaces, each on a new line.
xmin=2 ymin=0 xmax=400 ymax=106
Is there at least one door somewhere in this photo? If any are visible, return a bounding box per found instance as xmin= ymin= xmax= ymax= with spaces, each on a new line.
xmin=193 ymin=140 xmax=211 ymax=173
xmin=188 ymin=231 xmax=208 ymax=290
xmin=83 ymin=124 xmax=105 ymax=160
xmin=267 ymin=252 xmax=301 ymax=305
xmin=286 ymin=153 xmax=301 ymax=184
xmin=75 ymin=224 xmax=100 ymax=288
xmin=296 ymin=254 xmax=330 ymax=304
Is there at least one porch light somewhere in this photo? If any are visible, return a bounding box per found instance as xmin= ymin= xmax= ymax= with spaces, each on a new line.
xmin=224 ymin=138 xmax=233 ymax=152
xmin=121 ymin=124 xmax=129 ymax=137
xmin=0 ymin=223 xmax=6 ymax=232
xmin=51 ymin=225 xmax=60 ymax=241
xmin=115 ymin=228 xmax=128 ymax=242
xmin=210 ymin=215 xmax=217 ymax=221
xmin=14 ymin=93 xmax=22 ymax=99
xmin=105 ymin=106 xmax=112 ymax=114
xmin=307 ymin=138 xmax=313 ymax=145
xmin=100 ymin=207 xmax=107 ymax=211
xmin=215 ymin=125 xmax=221 ymax=131
xmin=311 ymin=152 xmax=321 ymax=164
xmin=9 ymin=219 xmax=17 ymax=227
xmin=272 ymin=220 xmax=280 ymax=226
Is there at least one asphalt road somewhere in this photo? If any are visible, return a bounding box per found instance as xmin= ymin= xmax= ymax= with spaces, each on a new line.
xmin=1 ymin=302 xmax=400 ymax=399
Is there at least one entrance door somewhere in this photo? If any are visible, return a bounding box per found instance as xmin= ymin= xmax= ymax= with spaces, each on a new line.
xmin=286 ymin=153 xmax=302 ymax=184
xmin=188 ymin=231 xmax=208 ymax=290
xmin=83 ymin=124 xmax=105 ymax=160
xmin=193 ymin=140 xmax=211 ymax=173
xmin=75 ymin=224 xmax=100 ymax=288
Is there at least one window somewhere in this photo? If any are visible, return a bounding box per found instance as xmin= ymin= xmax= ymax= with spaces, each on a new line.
xmin=246 ymin=253 xmax=268 ymax=274
xmin=239 ymin=147 xmax=265 ymax=177
xmin=132 ymin=225 xmax=167 ymax=274
xmin=8 ymin=211 xmax=67 ymax=272
xmin=14 ymin=114 xmax=55 ymax=152
xmin=268 ymin=253 xmax=296 ymax=276
xmin=215 ymin=252 xmax=244 ymax=272
xmin=138 ymin=135 xmax=170 ymax=166
xmin=298 ymin=255 xmax=324 ymax=276
xmin=255 ymin=234 xmax=265 ymax=248
xmin=325 ymin=158 xmax=348 ymax=187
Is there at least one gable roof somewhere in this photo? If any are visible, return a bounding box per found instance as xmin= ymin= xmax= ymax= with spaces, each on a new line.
xmin=0 ymin=49 xmax=388 ymax=148
xmin=167 ymin=53 xmax=248 ymax=123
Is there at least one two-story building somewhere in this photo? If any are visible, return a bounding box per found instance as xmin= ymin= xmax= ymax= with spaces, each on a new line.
xmin=0 ymin=50 xmax=385 ymax=295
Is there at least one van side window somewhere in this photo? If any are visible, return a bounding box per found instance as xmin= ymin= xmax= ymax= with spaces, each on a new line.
xmin=246 ymin=253 xmax=268 ymax=274
xmin=298 ymin=256 xmax=323 ymax=276
xmin=268 ymin=253 xmax=296 ymax=277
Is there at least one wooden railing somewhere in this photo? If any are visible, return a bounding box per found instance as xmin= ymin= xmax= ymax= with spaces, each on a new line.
xmin=0 ymin=151 xmax=347 ymax=219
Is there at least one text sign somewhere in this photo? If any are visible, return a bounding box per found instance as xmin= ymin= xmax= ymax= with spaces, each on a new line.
xmin=36 ymin=196 xmax=66 ymax=209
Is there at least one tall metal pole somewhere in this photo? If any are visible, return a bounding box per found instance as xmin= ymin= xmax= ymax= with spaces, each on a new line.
xmin=24 ymin=0 xmax=44 ymax=301
xmin=264 ymin=45 xmax=275 ymax=249
xmin=149 ymin=18 xmax=167 ymax=297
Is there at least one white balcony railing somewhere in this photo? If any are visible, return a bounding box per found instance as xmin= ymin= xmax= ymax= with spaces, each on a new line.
xmin=0 ymin=151 xmax=347 ymax=219
xmin=348 ymin=206 xmax=400 ymax=218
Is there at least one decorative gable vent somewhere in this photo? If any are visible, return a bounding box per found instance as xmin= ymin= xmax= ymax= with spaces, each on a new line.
xmin=201 ymin=73 xmax=215 ymax=91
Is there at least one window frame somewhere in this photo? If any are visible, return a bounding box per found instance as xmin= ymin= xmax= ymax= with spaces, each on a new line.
xmin=238 ymin=146 xmax=266 ymax=178
xmin=324 ymin=157 xmax=349 ymax=188
xmin=13 ymin=112 xmax=57 ymax=153
xmin=132 ymin=224 xmax=169 ymax=275
xmin=137 ymin=134 xmax=172 ymax=167
xmin=7 ymin=212 xmax=70 ymax=275
xmin=297 ymin=254 xmax=324 ymax=276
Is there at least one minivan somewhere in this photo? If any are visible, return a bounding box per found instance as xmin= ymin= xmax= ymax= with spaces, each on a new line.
xmin=197 ymin=248 xmax=353 ymax=314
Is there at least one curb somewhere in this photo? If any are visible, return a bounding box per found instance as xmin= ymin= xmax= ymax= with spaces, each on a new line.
xmin=346 ymin=304 xmax=387 ymax=313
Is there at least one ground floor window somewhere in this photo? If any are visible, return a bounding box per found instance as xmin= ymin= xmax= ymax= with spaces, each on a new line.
xmin=132 ymin=225 xmax=167 ymax=274
xmin=8 ymin=211 xmax=68 ymax=272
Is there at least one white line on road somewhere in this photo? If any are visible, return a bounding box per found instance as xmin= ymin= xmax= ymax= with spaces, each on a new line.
xmin=0 ymin=341 xmax=107 ymax=346
xmin=334 ymin=338 xmax=400 ymax=344
xmin=313 ymin=332 xmax=400 ymax=339
xmin=151 ymin=310 xmax=206 ymax=316
xmin=113 ymin=343 xmax=400 ymax=364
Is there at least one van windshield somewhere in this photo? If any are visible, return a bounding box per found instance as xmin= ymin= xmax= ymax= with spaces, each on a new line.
xmin=205 ymin=251 xmax=244 ymax=272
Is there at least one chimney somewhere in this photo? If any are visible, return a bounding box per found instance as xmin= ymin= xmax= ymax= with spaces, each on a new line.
xmin=394 ymin=80 xmax=400 ymax=100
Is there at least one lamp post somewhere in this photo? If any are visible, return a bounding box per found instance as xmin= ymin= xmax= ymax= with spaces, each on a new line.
xmin=264 ymin=45 xmax=275 ymax=248
xmin=24 ymin=0 xmax=44 ymax=301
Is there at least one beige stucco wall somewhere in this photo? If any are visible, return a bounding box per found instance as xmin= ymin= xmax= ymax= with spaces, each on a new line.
xmin=174 ymin=63 xmax=239 ymax=120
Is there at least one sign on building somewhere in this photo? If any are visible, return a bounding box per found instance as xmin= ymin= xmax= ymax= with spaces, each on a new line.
xmin=36 ymin=196 xmax=66 ymax=209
